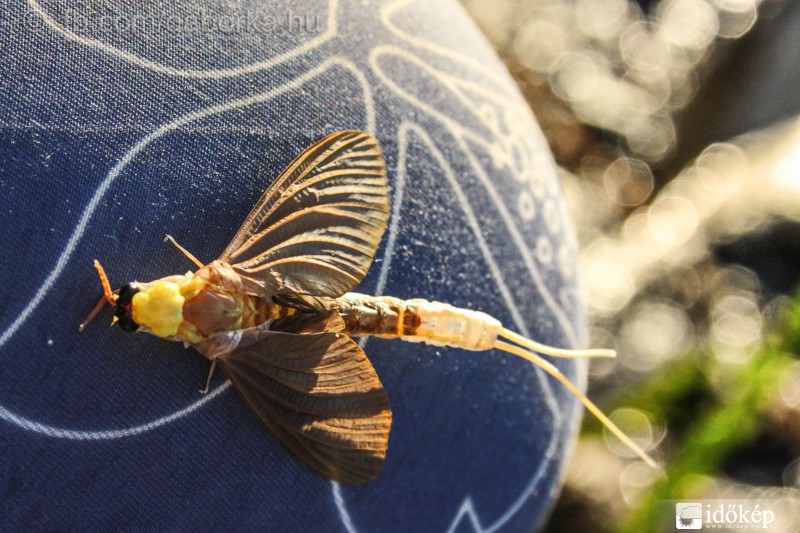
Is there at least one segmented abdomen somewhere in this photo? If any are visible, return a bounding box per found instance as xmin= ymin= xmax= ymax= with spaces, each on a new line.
xmin=336 ymin=293 xmax=501 ymax=351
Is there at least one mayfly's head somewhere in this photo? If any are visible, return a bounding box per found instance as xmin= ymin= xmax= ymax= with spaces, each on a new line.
xmin=114 ymin=282 xmax=140 ymax=332
xmin=82 ymin=260 xmax=185 ymax=339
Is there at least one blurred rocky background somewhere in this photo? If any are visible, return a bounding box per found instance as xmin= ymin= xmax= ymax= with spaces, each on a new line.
xmin=462 ymin=0 xmax=800 ymax=531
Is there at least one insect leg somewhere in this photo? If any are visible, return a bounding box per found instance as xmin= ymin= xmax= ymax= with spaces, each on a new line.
xmin=164 ymin=234 xmax=204 ymax=269
xmin=199 ymin=360 xmax=217 ymax=394
xmin=79 ymin=295 xmax=109 ymax=331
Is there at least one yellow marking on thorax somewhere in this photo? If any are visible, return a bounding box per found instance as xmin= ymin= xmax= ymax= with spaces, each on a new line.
xmin=178 ymin=274 xmax=206 ymax=300
xmin=132 ymin=274 xmax=208 ymax=338
xmin=132 ymin=281 xmax=185 ymax=338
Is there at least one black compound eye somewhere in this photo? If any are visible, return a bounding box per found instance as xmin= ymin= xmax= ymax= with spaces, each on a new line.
xmin=117 ymin=312 xmax=139 ymax=332
xmin=115 ymin=282 xmax=140 ymax=332
xmin=117 ymin=283 xmax=139 ymax=307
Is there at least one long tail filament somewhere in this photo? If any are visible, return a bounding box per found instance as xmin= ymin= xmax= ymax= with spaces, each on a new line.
xmin=495 ymin=329 xmax=657 ymax=468
xmin=499 ymin=328 xmax=616 ymax=359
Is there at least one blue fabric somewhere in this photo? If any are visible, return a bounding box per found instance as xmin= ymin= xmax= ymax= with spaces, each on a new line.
xmin=0 ymin=1 xmax=587 ymax=531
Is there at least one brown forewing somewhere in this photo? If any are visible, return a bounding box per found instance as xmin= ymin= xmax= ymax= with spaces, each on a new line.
xmin=220 ymin=130 xmax=390 ymax=299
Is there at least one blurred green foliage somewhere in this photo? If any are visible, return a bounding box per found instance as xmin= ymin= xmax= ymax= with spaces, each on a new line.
xmin=462 ymin=1 xmax=800 ymax=529
xmin=601 ymin=294 xmax=800 ymax=532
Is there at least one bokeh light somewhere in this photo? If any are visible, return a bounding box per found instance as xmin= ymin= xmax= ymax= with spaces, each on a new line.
xmin=464 ymin=0 xmax=800 ymax=529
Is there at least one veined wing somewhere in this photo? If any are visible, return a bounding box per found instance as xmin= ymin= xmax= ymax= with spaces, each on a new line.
xmin=216 ymin=328 xmax=392 ymax=484
xmin=221 ymin=130 xmax=389 ymax=298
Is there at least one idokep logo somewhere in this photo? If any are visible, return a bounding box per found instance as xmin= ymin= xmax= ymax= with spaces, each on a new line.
xmin=676 ymin=502 xmax=702 ymax=529
xmin=672 ymin=500 xmax=780 ymax=530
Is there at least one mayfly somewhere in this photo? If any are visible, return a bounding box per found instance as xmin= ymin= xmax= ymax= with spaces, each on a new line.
xmin=81 ymin=130 xmax=656 ymax=484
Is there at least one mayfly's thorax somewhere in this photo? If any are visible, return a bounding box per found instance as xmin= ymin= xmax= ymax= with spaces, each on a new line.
xmin=130 ymin=260 xmax=281 ymax=348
